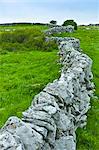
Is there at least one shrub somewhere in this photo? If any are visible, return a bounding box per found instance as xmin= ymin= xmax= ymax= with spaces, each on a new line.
xmin=50 ymin=20 xmax=57 ymax=25
xmin=0 ymin=29 xmax=42 ymax=43
xmin=0 ymin=43 xmax=28 ymax=52
xmin=0 ymin=28 xmax=57 ymax=52
xmin=43 ymin=40 xmax=57 ymax=51
xmin=62 ymin=20 xmax=77 ymax=30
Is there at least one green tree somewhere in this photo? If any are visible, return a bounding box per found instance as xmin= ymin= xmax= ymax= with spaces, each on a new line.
xmin=50 ymin=20 xmax=57 ymax=25
xmin=62 ymin=20 xmax=77 ymax=30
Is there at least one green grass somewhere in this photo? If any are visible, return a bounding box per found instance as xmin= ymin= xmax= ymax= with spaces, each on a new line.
xmin=0 ymin=24 xmax=48 ymax=32
xmin=0 ymin=25 xmax=99 ymax=149
xmin=0 ymin=50 xmax=60 ymax=128
xmin=0 ymin=26 xmax=57 ymax=54
xmin=53 ymin=27 xmax=99 ymax=150
xmin=0 ymin=25 xmax=58 ymax=128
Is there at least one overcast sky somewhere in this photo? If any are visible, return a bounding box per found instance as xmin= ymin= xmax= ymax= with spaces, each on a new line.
xmin=0 ymin=0 xmax=98 ymax=25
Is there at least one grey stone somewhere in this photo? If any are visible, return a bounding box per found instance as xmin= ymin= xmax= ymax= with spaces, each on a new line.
xmin=44 ymin=26 xmax=74 ymax=35
xmin=1 ymin=117 xmax=44 ymax=150
xmin=0 ymin=131 xmax=25 ymax=150
xmin=54 ymin=136 xmax=76 ymax=150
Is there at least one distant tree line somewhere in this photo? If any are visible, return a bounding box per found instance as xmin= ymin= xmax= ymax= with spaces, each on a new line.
xmin=0 ymin=20 xmax=98 ymax=28
xmin=88 ymin=24 xmax=99 ymax=26
xmin=0 ymin=22 xmax=50 ymax=26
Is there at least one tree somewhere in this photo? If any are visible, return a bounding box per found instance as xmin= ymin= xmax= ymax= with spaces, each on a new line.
xmin=50 ymin=20 xmax=57 ymax=25
xmin=62 ymin=20 xmax=77 ymax=30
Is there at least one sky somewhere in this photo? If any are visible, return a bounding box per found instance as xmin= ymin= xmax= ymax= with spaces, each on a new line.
xmin=0 ymin=0 xmax=98 ymax=25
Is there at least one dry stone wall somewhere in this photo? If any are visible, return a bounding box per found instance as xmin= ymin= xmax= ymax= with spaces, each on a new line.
xmin=0 ymin=37 xmax=94 ymax=150
xmin=44 ymin=25 xmax=74 ymax=35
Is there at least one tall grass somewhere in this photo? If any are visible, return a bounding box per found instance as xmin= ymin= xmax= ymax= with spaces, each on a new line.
xmin=0 ymin=27 xmax=57 ymax=53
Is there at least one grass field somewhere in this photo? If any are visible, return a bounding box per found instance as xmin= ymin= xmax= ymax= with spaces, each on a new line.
xmin=0 ymin=25 xmax=60 ymax=127
xmin=0 ymin=25 xmax=99 ymax=149
xmin=0 ymin=24 xmax=48 ymax=32
xmin=0 ymin=51 xmax=60 ymax=128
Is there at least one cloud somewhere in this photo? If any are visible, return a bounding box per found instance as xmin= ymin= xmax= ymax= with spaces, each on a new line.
xmin=0 ymin=0 xmax=98 ymax=24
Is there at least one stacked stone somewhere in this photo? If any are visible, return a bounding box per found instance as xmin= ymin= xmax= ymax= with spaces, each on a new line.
xmin=0 ymin=38 xmax=94 ymax=150
xmin=45 ymin=37 xmax=81 ymax=51
xmin=44 ymin=25 xmax=74 ymax=35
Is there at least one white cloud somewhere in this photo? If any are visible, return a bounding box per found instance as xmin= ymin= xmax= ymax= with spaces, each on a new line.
xmin=0 ymin=0 xmax=98 ymax=24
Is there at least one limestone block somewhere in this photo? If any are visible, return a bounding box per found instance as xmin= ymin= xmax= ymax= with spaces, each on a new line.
xmin=54 ymin=136 xmax=76 ymax=150
xmin=44 ymin=26 xmax=74 ymax=35
xmin=1 ymin=117 xmax=44 ymax=150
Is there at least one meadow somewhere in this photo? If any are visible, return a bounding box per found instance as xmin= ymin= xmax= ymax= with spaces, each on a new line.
xmin=0 ymin=25 xmax=60 ymax=127
xmin=0 ymin=24 xmax=99 ymax=150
